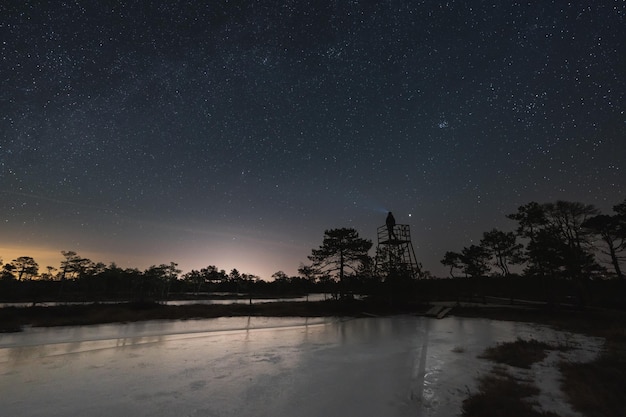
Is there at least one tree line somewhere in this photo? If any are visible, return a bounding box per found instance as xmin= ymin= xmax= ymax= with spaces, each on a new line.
xmin=441 ymin=199 xmax=626 ymax=281
xmin=1 ymin=198 xmax=624 ymax=304
xmin=0 ymin=251 xmax=316 ymax=302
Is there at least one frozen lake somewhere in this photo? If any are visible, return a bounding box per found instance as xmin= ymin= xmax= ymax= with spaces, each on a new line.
xmin=0 ymin=315 xmax=603 ymax=417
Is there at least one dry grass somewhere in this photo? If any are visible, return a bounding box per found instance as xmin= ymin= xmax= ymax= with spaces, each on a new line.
xmin=454 ymin=307 xmax=626 ymax=417
xmin=464 ymin=339 xmax=569 ymax=417
xmin=479 ymin=338 xmax=563 ymax=369
xmin=559 ymin=342 xmax=626 ymax=417
xmin=462 ymin=372 xmax=559 ymax=417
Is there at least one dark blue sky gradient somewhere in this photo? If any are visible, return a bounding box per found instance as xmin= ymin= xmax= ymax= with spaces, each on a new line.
xmin=1 ymin=1 xmax=625 ymax=278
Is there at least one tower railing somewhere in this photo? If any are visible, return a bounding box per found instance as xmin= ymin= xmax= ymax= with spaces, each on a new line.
xmin=376 ymin=224 xmax=420 ymax=279
xmin=377 ymin=224 xmax=412 ymax=244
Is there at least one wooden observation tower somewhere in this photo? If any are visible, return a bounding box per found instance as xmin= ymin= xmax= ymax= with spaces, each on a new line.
xmin=375 ymin=223 xmax=420 ymax=279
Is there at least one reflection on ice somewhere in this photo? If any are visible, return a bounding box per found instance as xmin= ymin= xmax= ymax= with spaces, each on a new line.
xmin=0 ymin=316 xmax=603 ymax=417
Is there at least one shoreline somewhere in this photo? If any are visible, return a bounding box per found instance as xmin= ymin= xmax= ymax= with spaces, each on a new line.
xmin=0 ymin=299 xmax=427 ymax=332
xmin=2 ymin=298 xmax=623 ymax=335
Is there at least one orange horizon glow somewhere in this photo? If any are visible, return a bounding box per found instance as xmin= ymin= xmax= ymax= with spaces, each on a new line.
xmin=0 ymin=241 xmax=303 ymax=281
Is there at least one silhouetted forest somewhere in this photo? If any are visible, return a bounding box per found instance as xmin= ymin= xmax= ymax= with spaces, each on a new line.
xmin=1 ymin=199 xmax=624 ymax=308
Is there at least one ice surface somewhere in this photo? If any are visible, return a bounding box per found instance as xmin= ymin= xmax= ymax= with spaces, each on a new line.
xmin=0 ymin=316 xmax=603 ymax=417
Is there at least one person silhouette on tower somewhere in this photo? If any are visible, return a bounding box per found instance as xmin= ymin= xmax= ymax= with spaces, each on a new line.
xmin=386 ymin=211 xmax=397 ymax=241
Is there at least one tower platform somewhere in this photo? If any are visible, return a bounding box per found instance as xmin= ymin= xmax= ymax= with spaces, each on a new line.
xmin=375 ymin=224 xmax=420 ymax=279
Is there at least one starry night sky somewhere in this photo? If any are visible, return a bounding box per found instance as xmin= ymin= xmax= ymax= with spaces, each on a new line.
xmin=2 ymin=1 xmax=625 ymax=279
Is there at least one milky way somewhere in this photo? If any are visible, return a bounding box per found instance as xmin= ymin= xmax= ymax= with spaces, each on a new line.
xmin=1 ymin=1 xmax=625 ymax=278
